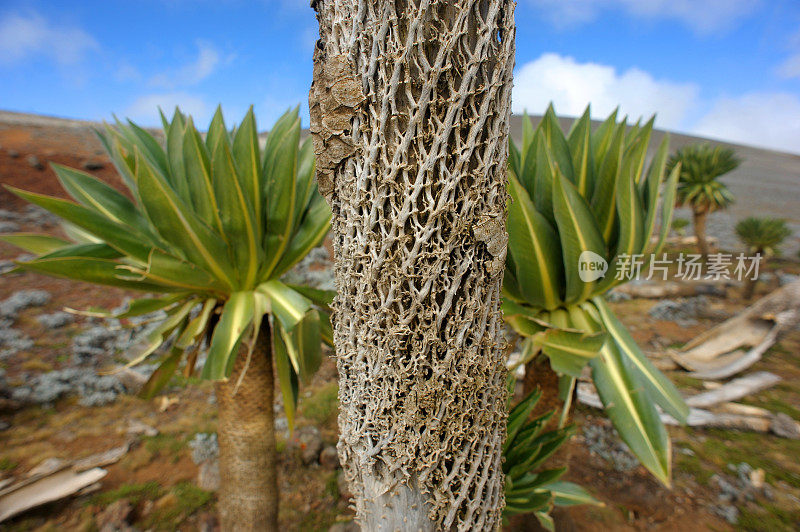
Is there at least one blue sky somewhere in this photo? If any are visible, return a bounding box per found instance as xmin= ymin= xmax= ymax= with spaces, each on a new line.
xmin=1 ymin=0 xmax=799 ymax=153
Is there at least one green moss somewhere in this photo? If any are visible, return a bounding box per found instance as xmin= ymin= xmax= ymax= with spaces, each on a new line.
xmin=0 ymin=457 xmax=17 ymax=472
xmin=324 ymin=472 xmax=339 ymax=499
xmin=674 ymin=451 xmax=714 ymax=485
xmin=142 ymin=482 xmax=213 ymax=530
xmin=144 ymin=434 xmax=185 ymax=462
xmin=90 ymin=481 xmax=163 ymax=506
xmin=697 ymin=429 xmax=800 ymax=486
xmin=737 ymin=503 xmax=800 ymax=531
xmin=670 ymin=373 xmax=705 ymax=391
xmin=301 ymin=381 xmax=339 ymax=425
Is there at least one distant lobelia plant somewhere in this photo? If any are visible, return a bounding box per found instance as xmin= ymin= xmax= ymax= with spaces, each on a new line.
xmin=2 ymin=107 xmax=332 ymax=530
xmin=503 ymin=105 xmax=689 ymax=488
xmin=735 ymin=216 xmax=792 ymax=299
xmin=667 ymin=143 xmax=739 ymax=257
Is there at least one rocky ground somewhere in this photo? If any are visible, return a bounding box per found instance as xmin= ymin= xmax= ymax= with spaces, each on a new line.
xmin=1 ymin=115 xmax=799 ymax=531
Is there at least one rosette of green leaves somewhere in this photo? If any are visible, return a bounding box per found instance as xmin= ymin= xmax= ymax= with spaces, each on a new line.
xmin=2 ymin=107 xmax=331 ymax=428
xmin=503 ymin=389 xmax=602 ymax=529
xmin=503 ymin=105 xmax=688 ymax=485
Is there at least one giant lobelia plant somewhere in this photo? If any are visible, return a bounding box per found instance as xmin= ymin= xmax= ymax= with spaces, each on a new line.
xmin=503 ymin=105 xmax=689 ymax=485
xmin=2 ymin=107 xmax=331 ymax=530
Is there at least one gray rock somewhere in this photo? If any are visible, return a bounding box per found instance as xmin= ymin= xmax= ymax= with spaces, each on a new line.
xmin=37 ymin=311 xmax=74 ymax=329
xmin=0 ymin=221 xmax=20 ymax=233
xmin=771 ymin=412 xmax=800 ymax=439
xmin=581 ymin=422 xmax=639 ymax=472
xmin=712 ymin=503 xmax=739 ymax=524
xmin=0 ymin=328 xmax=34 ymax=359
xmin=289 ymin=426 xmax=324 ymax=465
xmin=320 ymin=446 xmax=340 ymax=470
xmin=0 ymin=209 xmax=20 ymax=221
xmin=189 ymin=432 xmax=219 ymax=464
xmin=11 ymin=368 xmax=126 ymax=406
xmin=71 ymin=326 xmax=122 ymax=364
xmin=7 ymin=149 xmax=19 ymax=158
xmin=605 ymin=289 xmax=631 ymax=303
xmin=283 ymin=245 xmax=334 ymax=291
xmin=21 ymin=205 xmax=58 ymax=226
xmin=26 ymin=155 xmax=44 ymax=170
xmin=0 ymin=289 xmax=51 ymax=321
xmin=648 ymin=297 xmax=707 ymax=326
xmin=778 ymin=272 xmax=799 ymax=286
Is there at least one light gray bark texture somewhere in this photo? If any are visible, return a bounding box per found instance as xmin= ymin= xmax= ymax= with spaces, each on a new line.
xmin=309 ymin=0 xmax=515 ymax=529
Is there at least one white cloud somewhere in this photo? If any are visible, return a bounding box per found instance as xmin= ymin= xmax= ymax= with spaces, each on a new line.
xmin=777 ymin=54 xmax=800 ymax=79
xmin=512 ymin=53 xmax=800 ymax=155
xmin=149 ymin=41 xmax=227 ymax=88
xmin=528 ymin=0 xmax=760 ymax=34
xmin=692 ymin=92 xmax=800 ymax=154
xmin=0 ymin=12 xmax=98 ymax=66
xmin=512 ymin=53 xmax=699 ymax=130
xmin=124 ymin=93 xmax=211 ymax=126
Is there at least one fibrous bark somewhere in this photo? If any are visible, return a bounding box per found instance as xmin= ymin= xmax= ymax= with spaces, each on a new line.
xmin=215 ymin=322 xmax=278 ymax=531
xmin=693 ymin=209 xmax=710 ymax=258
xmin=309 ymin=0 xmax=515 ymax=529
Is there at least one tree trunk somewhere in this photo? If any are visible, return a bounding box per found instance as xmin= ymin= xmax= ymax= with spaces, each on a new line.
xmin=309 ymin=1 xmax=515 ymax=529
xmin=742 ymin=250 xmax=763 ymax=300
xmin=693 ymin=209 xmax=710 ymax=258
xmin=214 ymin=321 xmax=278 ymax=531
xmin=522 ymin=355 xmax=566 ymax=427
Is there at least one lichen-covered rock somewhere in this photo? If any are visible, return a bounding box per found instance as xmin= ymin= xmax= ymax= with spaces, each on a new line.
xmin=0 ymin=289 xmax=51 ymax=321
xmin=648 ymin=297 xmax=708 ymax=325
xmin=37 ymin=311 xmax=74 ymax=329
xmin=0 ymin=328 xmax=34 ymax=359
xmin=581 ymin=421 xmax=639 ymax=472
xmin=11 ymin=368 xmax=126 ymax=406
xmin=189 ymin=432 xmax=219 ymax=465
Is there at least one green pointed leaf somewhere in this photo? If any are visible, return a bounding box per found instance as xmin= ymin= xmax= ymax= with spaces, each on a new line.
xmin=591 ymin=121 xmax=625 ymax=241
xmin=258 ymin=280 xmax=312 ymax=332
xmin=203 ymin=291 xmax=255 ymax=379
xmin=211 ymin=132 xmax=261 ymax=287
xmin=134 ymin=150 xmax=236 ymax=287
xmin=552 ymin=172 xmax=606 ymax=304
xmin=0 ymin=233 xmax=71 ymax=255
xmin=566 ymin=106 xmax=594 ymax=197
xmin=182 ymin=117 xmax=225 ymax=233
xmin=534 ymin=327 xmax=606 ymax=378
xmin=232 ymin=106 xmax=263 ymax=236
xmin=138 ymin=346 xmax=183 ymax=399
xmin=283 ymin=309 xmax=321 ymax=382
xmin=590 ymin=298 xmax=688 ymax=422
xmin=176 ymin=298 xmax=217 ymax=349
xmin=262 ymin=109 xmax=301 ymax=276
xmin=540 ymin=104 xmax=574 ymax=184
xmin=272 ymin=192 xmax=331 ymax=277
xmin=652 ymin=162 xmax=680 ymax=255
xmin=507 ymin=174 xmax=563 ymax=310
xmin=642 ymin=136 xmax=669 ymax=251
xmin=5 ymin=186 xmax=153 ymax=262
xmin=14 ymin=257 xmax=168 ymax=291
xmin=590 ymin=343 xmax=671 ymax=485
xmin=272 ymin=318 xmax=300 ymax=431
xmin=544 ymin=481 xmax=603 ymax=507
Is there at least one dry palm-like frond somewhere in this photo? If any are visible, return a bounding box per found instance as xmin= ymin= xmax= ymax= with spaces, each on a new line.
xmin=667 ymin=143 xmax=739 ymax=213
xmin=735 ymin=216 xmax=792 ymax=256
xmin=2 ymin=107 xmax=332 ymax=427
